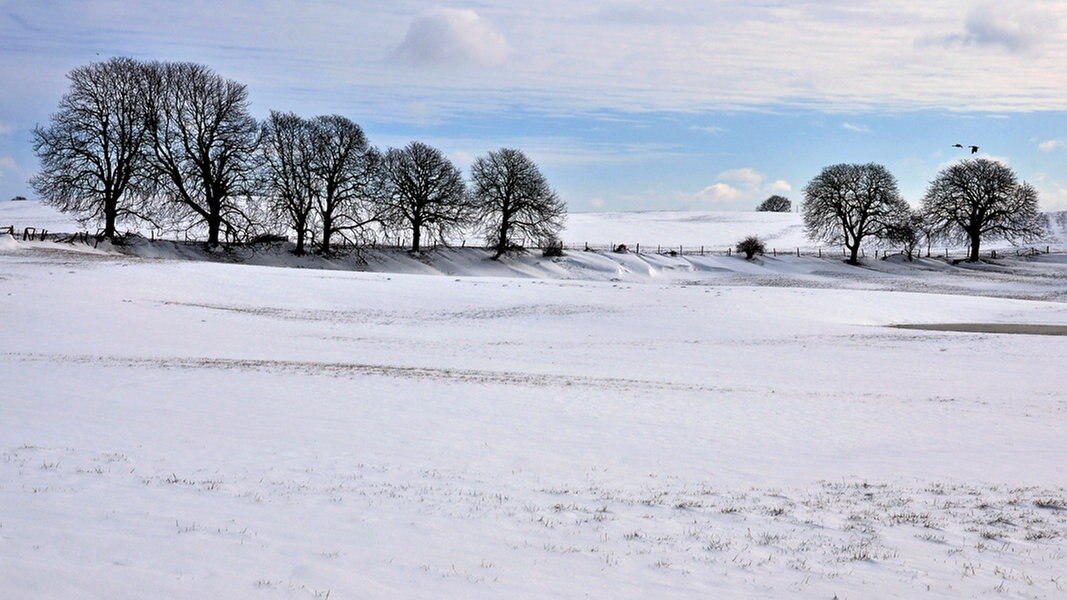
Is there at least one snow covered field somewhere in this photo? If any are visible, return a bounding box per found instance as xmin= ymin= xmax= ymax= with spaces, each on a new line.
xmin=561 ymin=210 xmax=810 ymax=249
xmin=2 ymin=201 xmax=1067 ymax=598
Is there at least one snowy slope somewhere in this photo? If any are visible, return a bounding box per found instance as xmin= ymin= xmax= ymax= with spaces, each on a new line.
xmin=0 ymin=198 xmax=82 ymax=232
xmin=562 ymin=209 xmax=809 ymax=248
xmin=2 ymin=233 xmax=1067 ymax=598
xmin=1044 ymin=210 xmax=1067 ymax=244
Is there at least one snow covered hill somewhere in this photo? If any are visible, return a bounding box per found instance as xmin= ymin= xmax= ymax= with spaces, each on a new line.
xmin=562 ymin=209 xmax=808 ymax=248
xmin=2 ymin=240 xmax=1067 ymax=598
xmin=2 ymin=197 xmax=1067 ymax=597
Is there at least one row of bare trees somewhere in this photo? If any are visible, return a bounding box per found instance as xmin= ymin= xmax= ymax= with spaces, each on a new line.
xmin=802 ymin=160 xmax=1044 ymax=264
xmin=31 ymin=57 xmax=566 ymax=256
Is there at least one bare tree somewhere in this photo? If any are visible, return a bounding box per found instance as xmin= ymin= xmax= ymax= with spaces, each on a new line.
xmin=259 ymin=111 xmax=315 ymax=253
xmin=884 ymin=210 xmax=925 ymax=260
xmin=307 ymin=115 xmax=380 ymax=254
xmin=921 ymin=159 xmax=1044 ymax=262
xmin=802 ymin=163 xmax=909 ymax=265
xmin=470 ymin=148 xmax=565 ymax=258
xmin=30 ymin=57 xmax=154 ymax=238
xmin=145 ymin=61 xmax=259 ymax=246
xmin=380 ymin=142 xmax=470 ymax=252
xmin=756 ymin=195 xmax=791 ymax=212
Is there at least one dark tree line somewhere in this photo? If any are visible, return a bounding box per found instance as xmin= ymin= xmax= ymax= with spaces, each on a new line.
xmin=802 ymin=159 xmax=1044 ymax=263
xmin=32 ymin=57 xmax=566 ymax=256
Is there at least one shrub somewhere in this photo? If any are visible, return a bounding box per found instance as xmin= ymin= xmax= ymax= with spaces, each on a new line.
xmin=542 ymin=237 xmax=564 ymax=257
xmin=736 ymin=235 xmax=765 ymax=259
xmin=757 ymin=195 xmax=791 ymax=212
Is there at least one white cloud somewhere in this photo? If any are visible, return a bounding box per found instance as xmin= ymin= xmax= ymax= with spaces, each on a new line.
xmin=842 ymin=122 xmax=871 ymax=133
xmin=4 ymin=1 xmax=1067 ymax=126
xmin=693 ymin=168 xmax=792 ymax=207
xmin=1038 ymin=139 xmax=1063 ymax=152
xmin=717 ymin=168 xmax=764 ymax=188
xmin=940 ymin=5 xmax=1058 ymax=54
xmin=0 ymin=121 xmax=13 ymax=136
xmin=695 ymin=182 xmax=742 ymax=203
xmin=1036 ymin=180 xmax=1067 ymax=211
xmin=689 ymin=125 xmax=725 ymax=135
xmin=389 ymin=9 xmax=510 ymax=68
xmin=769 ymin=180 xmax=792 ymax=194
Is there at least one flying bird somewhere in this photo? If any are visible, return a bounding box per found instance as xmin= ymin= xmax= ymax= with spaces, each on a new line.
xmin=969 ymin=145 xmax=979 ymax=154
xmin=952 ymin=143 xmax=980 ymax=154
xmin=953 ymin=143 xmax=963 ymax=148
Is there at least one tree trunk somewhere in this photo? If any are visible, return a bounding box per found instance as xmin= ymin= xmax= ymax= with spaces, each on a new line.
xmin=847 ymin=243 xmax=860 ymax=265
xmin=493 ymin=215 xmax=509 ymax=259
xmin=295 ymin=225 xmax=306 ymax=255
xmin=104 ymin=195 xmax=117 ymax=239
xmin=320 ymin=215 xmax=332 ymax=255
xmin=968 ymin=234 xmax=981 ymax=262
xmin=411 ymin=226 xmax=421 ymax=253
xmin=206 ymin=211 xmax=221 ymax=246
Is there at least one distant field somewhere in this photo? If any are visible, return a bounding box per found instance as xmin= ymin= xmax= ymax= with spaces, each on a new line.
xmin=562 ymin=209 xmax=808 ymax=248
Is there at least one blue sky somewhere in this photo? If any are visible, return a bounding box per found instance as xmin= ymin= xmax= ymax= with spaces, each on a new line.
xmin=1 ymin=1 xmax=1064 ymax=211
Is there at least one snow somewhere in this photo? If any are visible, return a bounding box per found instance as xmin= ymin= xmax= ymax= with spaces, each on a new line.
xmin=0 ymin=198 xmax=82 ymax=233
xmin=561 ymin=210 xmax=810 ymax=249
xmin=2 ymin=200 xmax=1067 ymax=598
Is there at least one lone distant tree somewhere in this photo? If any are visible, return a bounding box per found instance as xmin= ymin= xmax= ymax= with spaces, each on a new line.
xmin=921 ymin=159 xmax=1044 ymax=262
xmin=802 ymin=163 xmax=909 ymax=265
xmin=756 ymin=195 xmax=791 ymax=212
xmin=470 ymin=148 xmax=565 ymax=258
xmin=380 ymin=142 xmax=470 ymax=252
xmin=145 ymin=61 xmax=259 ymax=246
xmin=31 ymin=57 xmax=154 ymax=238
